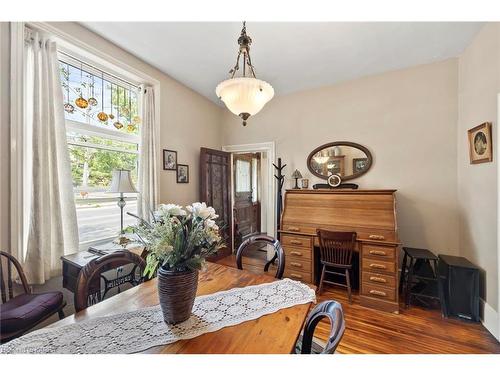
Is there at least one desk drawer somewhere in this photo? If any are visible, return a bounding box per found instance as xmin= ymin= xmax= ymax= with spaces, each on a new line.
xmin=362 ymin=271 xmax=396 ymax=288
xmin=286 ymin=257 xmax=312 ymax=272
xmin=283 ymin=246 xmax=312 ymax=260
xmin=362 ymin=244 xmax=396 ymax=260
xmin=281 ymin=234 xmax=312 ymax=249
xmin=362 ymin=258 xmax=396 ymax=274
xmin=361 ymin=282 xmax=396 ymax=301
xmin=284 ymin=269 xmax=312 ymax=283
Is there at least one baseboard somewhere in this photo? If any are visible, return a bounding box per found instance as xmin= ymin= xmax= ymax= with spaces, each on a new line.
xmin=480 ymin=298 xmax=499 ymax=341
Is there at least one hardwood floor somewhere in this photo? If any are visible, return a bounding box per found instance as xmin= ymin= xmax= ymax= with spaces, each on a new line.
xmin=215 ymin=255 xmax=500 ymax=354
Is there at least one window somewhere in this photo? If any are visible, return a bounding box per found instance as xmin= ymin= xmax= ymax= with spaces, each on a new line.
xmin=235 ymin=159 xmax=251 ymax=193
xmin=59 ymin=53 xmax=141 ymax=244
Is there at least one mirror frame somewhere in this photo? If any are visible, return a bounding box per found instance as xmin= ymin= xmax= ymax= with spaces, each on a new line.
xmin=306 ymin=141 xmax=373 ymax=181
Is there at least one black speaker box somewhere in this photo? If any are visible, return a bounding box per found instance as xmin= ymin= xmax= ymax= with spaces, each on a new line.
xmin=438 ymin=255 xmax=479 ymax=322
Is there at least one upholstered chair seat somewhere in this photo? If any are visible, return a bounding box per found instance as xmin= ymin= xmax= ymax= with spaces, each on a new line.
xmin=0 ymin=292 xmax=64 ymax=335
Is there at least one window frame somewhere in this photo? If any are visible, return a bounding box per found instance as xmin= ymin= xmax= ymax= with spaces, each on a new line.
xmin=11 ymin=22 xmax=161 ymax=255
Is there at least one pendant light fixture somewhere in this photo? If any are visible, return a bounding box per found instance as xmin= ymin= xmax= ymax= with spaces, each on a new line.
xmin=216 ymin=21 xmax=274 ymax=126
xmin=64 ymin=63 xmax=75 ymax=114
xmin=75 ymin=63 xmax=89 ymax=109
xmin=97 ymin=71 xmax=109 ymax=123
xmin=113 ymin=86 xmax=124 ymax=130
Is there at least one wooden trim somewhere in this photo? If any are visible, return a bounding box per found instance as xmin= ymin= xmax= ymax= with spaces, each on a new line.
xmin=285 ymin=189 xmax=397 ymax=195
xmin=306 ymin=141 xmax=373 ymax=181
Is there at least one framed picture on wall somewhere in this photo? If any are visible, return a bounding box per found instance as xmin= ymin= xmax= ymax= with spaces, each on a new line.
xmin=163 ymin=149 xmax=177 ymax=170
xmin=177 ymin=164 xmax=189 ymax=183
xmin=468 ymin=122 xmax=492 ymax=164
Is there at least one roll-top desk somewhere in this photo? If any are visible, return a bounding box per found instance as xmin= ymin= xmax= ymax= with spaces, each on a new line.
xmin=279 ymin=189 xmax=400 ymax=313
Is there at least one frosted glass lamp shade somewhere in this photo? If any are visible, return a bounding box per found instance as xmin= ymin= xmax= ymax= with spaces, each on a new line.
xmin=216 ymin=77 xmax=274 ymax=123
xmin=107 ymin=170 xmax=138 ymax=193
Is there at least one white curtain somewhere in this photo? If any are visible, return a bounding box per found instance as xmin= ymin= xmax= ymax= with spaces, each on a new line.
xmin=24 ymin=32 xmax=79 ymax=284
xmin=137 ymin=85 xmax=158 ymax=221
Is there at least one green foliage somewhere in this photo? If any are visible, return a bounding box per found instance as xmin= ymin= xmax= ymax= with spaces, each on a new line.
xmin=68 ymin=134 xmax=138 ymax=189
xmin=136 ymin=204 xmax=224 ymax=278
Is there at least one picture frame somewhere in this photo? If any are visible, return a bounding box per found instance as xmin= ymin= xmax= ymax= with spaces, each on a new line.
xmin=353 ymin=157 xmax=368 ymax=173
xmin=176 ymin=164 xmax=189 ymax=183
xmin=163 ymin=149 xmax=177 ymax=170
xmin=468 ymin=122 xmax=493 ymax=164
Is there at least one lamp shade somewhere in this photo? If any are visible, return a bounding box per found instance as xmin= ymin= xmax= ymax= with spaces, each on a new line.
xmin=291 ymin=169 xmax=303 ymax=179
xmin=216 ymin=77 xmax=274 ymax=120
xmin=107 ymin=169 xmax=138 ymax=193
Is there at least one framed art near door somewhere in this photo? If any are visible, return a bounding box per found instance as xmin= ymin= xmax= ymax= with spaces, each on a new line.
xmin=468 ymin=122 xmax=492 ymax=164
xmin=177 ymin=164 xmax=189 ymax=183
xmin=163 ymin=149 xmax=177 ymax=170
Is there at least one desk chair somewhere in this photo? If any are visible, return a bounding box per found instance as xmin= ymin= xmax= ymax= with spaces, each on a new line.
xmin=316 ymin=230 xmax=357 ymax=303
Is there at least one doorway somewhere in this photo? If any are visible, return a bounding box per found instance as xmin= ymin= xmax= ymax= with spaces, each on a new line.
xmin=200 ymin=143 xmax=276 ymax=258
xmin=233 ymin=153 xmax=262 ymax=249
xmin=222 ymin=142 xmax=276 ymax=258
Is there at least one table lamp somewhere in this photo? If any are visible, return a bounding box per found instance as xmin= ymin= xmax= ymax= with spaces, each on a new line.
xmin=291 ymin=169 xmax=303 ymax=189
xmin=108 ymin=169 xmax=138 ymax=234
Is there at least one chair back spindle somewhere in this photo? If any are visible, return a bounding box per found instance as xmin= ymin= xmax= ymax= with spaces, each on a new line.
xmin=236 ymin=235 xmax=286 ymax=279
xmin=74 ymin=251 xmax=146 ymax=312
xmin=0 ymin=251 xmax=30 ymax=304
xmin=316 ymin=230 xmax=356 ymax=266
xmin=301 ymin=300 xmax=346 ymax=354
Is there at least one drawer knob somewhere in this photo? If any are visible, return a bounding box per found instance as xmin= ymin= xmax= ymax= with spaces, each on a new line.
xmin=290 ymin=273 xmax=302 ymax=279
xmin=290 ymin=240 xmax=302 ymax=245
xmin=369 ymin=263 xmax=386 ymax=270
xmin=290 ymin=262 xmax=302 ymax=267
xmin=369 ymin=234 xmax=385 ymax=240
xmin=369 ymin=289 xmax=387 ymax=297
xmin=290 ymin=251 xmax=302 ymax=256
xmin=369 ymin=276 xmax=387 ymax=283
xmin=369 ymin=250 xmax=387 ymax=256
xmin=288 ymin=226 xmax=300 ymax=232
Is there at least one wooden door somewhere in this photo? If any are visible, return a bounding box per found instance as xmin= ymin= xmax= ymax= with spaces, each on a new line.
xmin=200 ymin=148 xmax=232 ymax=258
xmin=233 ymin=154 xmax=260 ymax=246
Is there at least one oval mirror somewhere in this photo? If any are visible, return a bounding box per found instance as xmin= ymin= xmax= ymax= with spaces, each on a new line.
xmin=307 ymin=141 xmax=372 ymax=181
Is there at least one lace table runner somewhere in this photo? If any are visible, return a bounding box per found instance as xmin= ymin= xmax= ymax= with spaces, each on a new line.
xmin=0 ymin=278 xmax=315 ymax=354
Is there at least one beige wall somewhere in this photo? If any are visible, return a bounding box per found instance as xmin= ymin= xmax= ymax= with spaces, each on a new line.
xmin=0 ymin=23 xmax=10 ymax=252
xmin=222 ymin=59 xmax=460 ymax=256
xmin=458 ymin=23 xmax=499 ymax=312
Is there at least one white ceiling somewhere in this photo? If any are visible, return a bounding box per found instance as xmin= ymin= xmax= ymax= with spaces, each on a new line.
xmin=82 ymin=22 xmax=483 ymax=104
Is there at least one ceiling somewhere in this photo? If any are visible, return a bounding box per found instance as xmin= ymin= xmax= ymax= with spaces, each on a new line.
xmin=82 ymin=22 xmax=483 ymax=104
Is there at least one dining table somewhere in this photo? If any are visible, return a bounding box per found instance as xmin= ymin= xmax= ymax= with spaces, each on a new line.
xmin=49 ymin=262 xmax=316 ymax=354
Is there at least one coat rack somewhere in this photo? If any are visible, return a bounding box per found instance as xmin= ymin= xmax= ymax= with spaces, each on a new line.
xmin=264 ymin=158 xmax=286 ymax=272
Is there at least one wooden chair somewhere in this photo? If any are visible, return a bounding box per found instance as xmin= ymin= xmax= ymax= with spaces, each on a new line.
xmin=316 ymin=230 xmax=357 ymax=302
xmin=0 ymin=251 xmax=66 ymax=343
xmin=74 ymin=251 xmax=146 ymax=312
xmin=236 ymin=235 xmax=285 ymax=279
xmin=298 ymin=300 xmax=346 ymax=354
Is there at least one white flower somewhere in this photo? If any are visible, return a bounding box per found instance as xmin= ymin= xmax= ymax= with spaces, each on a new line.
xmin=187 ymin=202 xmax=218 ymax=220
xmin=158 ymin=203 xmax=186 ymax=216
xmin=205 ymin=219 xmax=219 ymax=230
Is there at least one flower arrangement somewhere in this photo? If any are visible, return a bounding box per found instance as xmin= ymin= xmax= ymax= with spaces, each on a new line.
xmin=136 ymin=202 xmax=224 ymax=279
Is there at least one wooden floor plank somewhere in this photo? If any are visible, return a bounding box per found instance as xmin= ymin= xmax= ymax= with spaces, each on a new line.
xmin=215 ymin=255 xmax=500 ymax=354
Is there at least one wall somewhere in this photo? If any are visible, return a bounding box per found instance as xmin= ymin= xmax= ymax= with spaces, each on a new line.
xmin=457 ymin=24 xmax=499 ymax=327
xmin=0 ymin=23 xmax=10 ymax=252
xmin=222 ymin=59 xmax=460 ymax=256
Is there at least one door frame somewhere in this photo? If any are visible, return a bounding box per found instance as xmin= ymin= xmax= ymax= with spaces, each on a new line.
xmin=222 ymin=142 xmax=276 ymax=243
